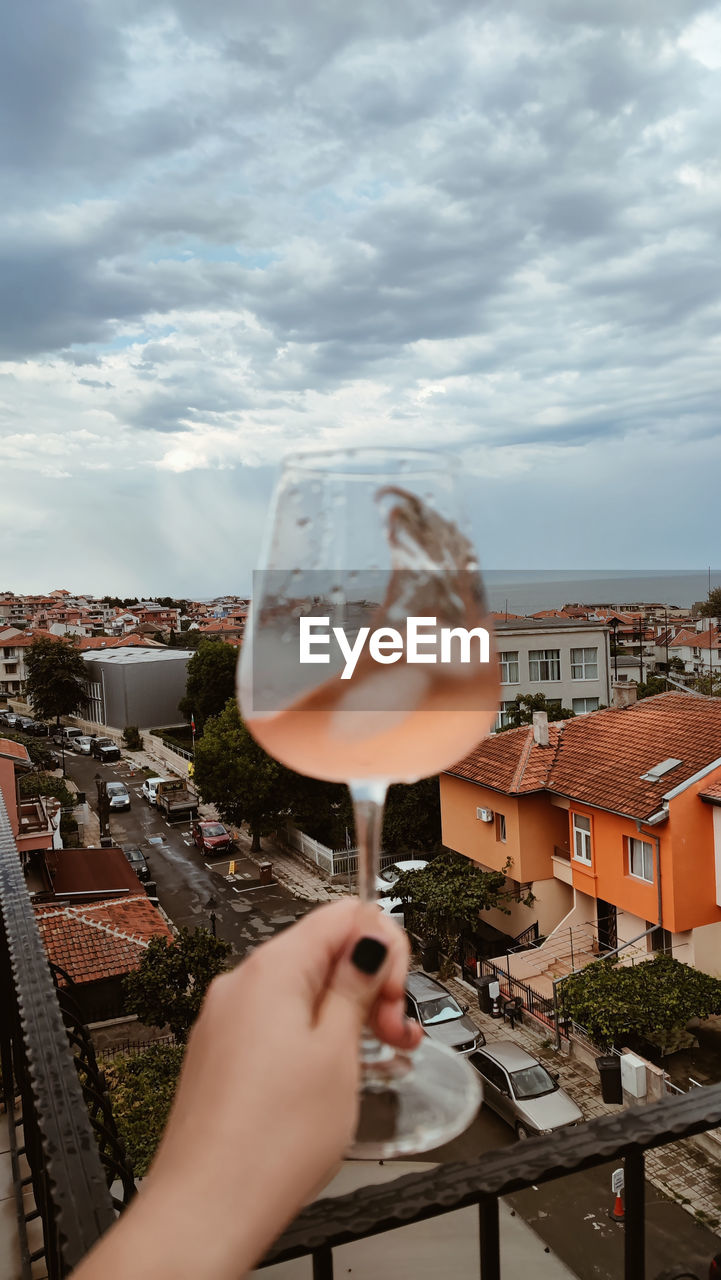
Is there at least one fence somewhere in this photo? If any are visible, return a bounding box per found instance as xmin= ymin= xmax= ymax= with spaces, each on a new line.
xmin=477 ymin=956 xmax=561 ymax=1036
xmin=282 ymin=825 xmax=398 ymax=879
xmin=95 ymin=1033 xmax=178 ymax=1063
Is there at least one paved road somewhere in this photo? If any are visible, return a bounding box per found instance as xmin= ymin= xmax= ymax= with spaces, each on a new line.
xmin=65 ymin=753 xmax=310 ymax=958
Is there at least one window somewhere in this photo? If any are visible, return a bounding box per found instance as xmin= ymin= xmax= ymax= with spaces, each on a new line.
xmin=546 ymin=698 xmax=562 ymax=710
xmin=572 ymin=814 xmax=592 ymax=864
xmin=571 ymin=647 xmax=598 ymax=680
xmin=629 ymin=837 xmax=654 ymax=883
xmin=647 ymin=923 xmax=672 ymax=955
xmin=496 ymin=700 xmax=517 ymax=729
xmin=496 ymin=813 xmax=506 ymax=843
xmin=528 ymin=649 xmax=561 ymax=681
xmin=4 ymin=663 xmax=17 ymax=674
xmin=572 ymin=697 xmax=599 ymax=715
xmin=500 ymin=651 xmax=519 ymax=684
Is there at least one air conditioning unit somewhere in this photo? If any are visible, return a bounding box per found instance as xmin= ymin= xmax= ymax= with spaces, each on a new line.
xmin=477 ymin=807 xmax=494 ymax=822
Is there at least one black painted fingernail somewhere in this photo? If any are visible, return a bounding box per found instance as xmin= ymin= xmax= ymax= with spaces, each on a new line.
xmin=351 ymin=936 xmax=388 ymax=975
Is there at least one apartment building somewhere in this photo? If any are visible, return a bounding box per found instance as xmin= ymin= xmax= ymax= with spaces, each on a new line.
xmin=441 ymin=691 xmax=721 ymax=978
xmin=494 ymin=617 xmax=612 ymax=725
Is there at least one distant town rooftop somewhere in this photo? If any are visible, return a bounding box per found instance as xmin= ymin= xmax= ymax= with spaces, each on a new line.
xmin=493 ymin=616 xmax=608 ymax=631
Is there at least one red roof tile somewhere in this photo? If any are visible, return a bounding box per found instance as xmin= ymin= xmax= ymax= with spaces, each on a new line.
xmin=449 ymin=693 xmax=721 ymax=820
xmin=0 ymin=738 xmax=31 ymax=764
xmin=34 ymin=896 xmax=174 ymax=985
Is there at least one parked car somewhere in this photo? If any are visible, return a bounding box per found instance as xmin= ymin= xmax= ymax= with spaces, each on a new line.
xmin=123 ymin=845 xmax=150 ymax=883
xmin=1 ymin=710 xmax=19 ymax=727
xmin=468 ymin=1042 xmax=583 ymax=1140
xmin=13 ymin=715 xmax=35 ymax=733
xmin=192 ymin=820 xmax=233 ymax=856
xmin=141 ymin=776 xmax=167 ymax=805
xmin=106 ymin=781 xmax=130 ymax=811
xmin=92 ymin=737 xmax=120 ymax=762
xmin=23 ymin=719 xmax=50 ymax=736
xmin=72 ymin=735 xmax=95 ymax=755
xmin=54 ymin=726 xmax=84 ymax=748
xmin=405 ymin=971 xmax=484 ymax=1056
xmin=376 ymin=859 xmax=429 ymax=922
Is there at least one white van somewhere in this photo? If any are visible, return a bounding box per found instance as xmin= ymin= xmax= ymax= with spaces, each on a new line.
xmin=141 ymin=776 xmax=167 ymax=806
xmin=54 ymin=726 xmax=84 ymax=747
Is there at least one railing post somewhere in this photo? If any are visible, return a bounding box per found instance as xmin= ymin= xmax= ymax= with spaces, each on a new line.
xmin=479 ymin=1199 xmax=500 ymax=1280
xmin=623 ymin=1148 xmax=645 ymax=1278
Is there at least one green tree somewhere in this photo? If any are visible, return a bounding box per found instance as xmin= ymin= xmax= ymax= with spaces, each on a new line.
xmin=123 ymin=927 xmax=231 ymax=1042
xmin=636 ymin=675 xmax=670 ymax=700
xmin=24 ymin=636 xmax=88 ymax=724
xmin=104 ymin=1044 xmax=184 ymax=1176
xmin=692 ymin=672 xmax=721 ymax=696
xmin=560 ymin=954 xmax=721 ymax=1055
xmin=19 ymin=772 xmax=75 ymax=809
xmin=383 ymin=776 xmax=442 ymax=856
xmin=179 ymin=638 xmax=238 ymax=731
xmin=193 ymin=700 xmax=300 ymax=850
xmin=698 ymin=587 xmax=721 ymax=618
xmin=497 ymin=692 xmax=575 ymax=731
xmin=391 ymin=851 xmax=528 ymax=954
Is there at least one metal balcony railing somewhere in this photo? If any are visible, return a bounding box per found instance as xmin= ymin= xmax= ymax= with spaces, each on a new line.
xmin=0 ymin=790 xmax=134 ymax=1278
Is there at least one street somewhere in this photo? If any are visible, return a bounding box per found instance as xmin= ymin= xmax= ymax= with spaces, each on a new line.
xmin=65 ymin=753 xmax=309 ymax=957
xmin=66 ymin=751 xmax=721 ymax=1278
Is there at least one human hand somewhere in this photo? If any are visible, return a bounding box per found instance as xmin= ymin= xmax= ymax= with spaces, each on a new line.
xmin=72 ymin=899 xmax=421 ymax=1280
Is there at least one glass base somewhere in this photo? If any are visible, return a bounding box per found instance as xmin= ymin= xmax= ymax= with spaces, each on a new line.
xmin=349 ymin=1036 xmax=483 ymax=1159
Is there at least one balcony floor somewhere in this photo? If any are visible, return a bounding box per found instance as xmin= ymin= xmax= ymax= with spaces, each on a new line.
xmin=0 ymin=1109 xmax=47 ymax=1279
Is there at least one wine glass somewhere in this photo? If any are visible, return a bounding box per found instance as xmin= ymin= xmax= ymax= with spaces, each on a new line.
xmin=237 ymin=447 xmax=499 ymax=1157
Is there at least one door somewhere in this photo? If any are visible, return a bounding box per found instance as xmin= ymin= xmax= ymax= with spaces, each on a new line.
xmin=596 ymin=900 xmax=617 ymax=952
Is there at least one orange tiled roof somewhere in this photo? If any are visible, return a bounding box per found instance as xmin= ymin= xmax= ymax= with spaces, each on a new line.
xmin=700 ymin=780 xmax=721 ymax=804
xmin=449 ymin=693 xmax=721 ymax=820
xmin=34 ymin=896 xmax=174 ymax=986
xmin=0 ymin=738 xmax=31 ymax=764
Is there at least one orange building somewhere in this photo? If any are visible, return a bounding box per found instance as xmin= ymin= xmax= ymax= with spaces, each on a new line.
xmin=441 ymin=692 xmax=721 ymax=979
xmin=0 ymin=738 xmax=59 ymax=862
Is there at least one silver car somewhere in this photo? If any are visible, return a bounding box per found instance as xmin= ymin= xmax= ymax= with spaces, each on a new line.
xmin=469 ymin=1041 xmax=583 ymax=1139
xmin=405 ymin=971 xmax=484 ymax=1056
xmin=106 ymin=781 xmax=131 ymax=811
xmin=73 ymin=735 xmax=95 ymax=755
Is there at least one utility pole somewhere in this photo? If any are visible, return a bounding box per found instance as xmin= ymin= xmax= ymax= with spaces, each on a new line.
xmin=95 ymin=774 xmax=110 ymax=843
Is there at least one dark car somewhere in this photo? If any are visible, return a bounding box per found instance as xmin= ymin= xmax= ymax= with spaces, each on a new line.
xmin=192 ymin=820 xmax=233 ymax=856
xmin=92 ymin=737 xmax=121 ymax=762
xmin=405 ymin=972 xmax=485 ymax=1056
xmin=13 ymin=715 xmax=35 ymax=733
xmin=25 ymin=719 xmax=50 ymax=736
xmin=123 ymin=846 xmax=150 ymax=883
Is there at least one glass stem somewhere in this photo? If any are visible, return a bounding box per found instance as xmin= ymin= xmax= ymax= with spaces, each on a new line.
xmin=349 ymin=780 xmax=388 ymax=904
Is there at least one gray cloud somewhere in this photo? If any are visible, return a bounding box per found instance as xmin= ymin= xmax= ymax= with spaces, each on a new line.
xmin=2 ymin=1 xmax=721 ymax=589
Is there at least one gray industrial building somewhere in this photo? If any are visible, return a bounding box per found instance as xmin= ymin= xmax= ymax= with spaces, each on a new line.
xmin=82 ymin=647 xmax=194 ymax=730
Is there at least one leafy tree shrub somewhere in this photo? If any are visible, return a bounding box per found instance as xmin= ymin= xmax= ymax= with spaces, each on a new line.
xmin=123 ymin=725 xmax=144 ymax=751
xmin=123 ymin=927 xmax=231 ymax=1042
xmin=103 ymin=1045 xmax=184 ymax=1176
xmin=392 ymin=851 xmax=529 ymax=954
xmin=561 ymin=954 xmax=721 ymax=1055
xmin=19 ymin=772 xmax=75 ymax=810
xmin=496 ymin=693 xmax=575 ymax=731
xmin=24 ymin=636 xmax=88 ymax=723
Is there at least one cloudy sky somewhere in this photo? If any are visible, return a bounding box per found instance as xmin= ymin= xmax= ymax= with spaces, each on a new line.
xmin=2 ymin=0 xmax=721 ymax=597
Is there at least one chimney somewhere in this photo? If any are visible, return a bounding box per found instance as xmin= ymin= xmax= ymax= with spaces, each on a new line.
xmin=612 ymin=682 xmax=637 ymax=709
xmin=532 ymin=710 xmax=549 ymax=746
